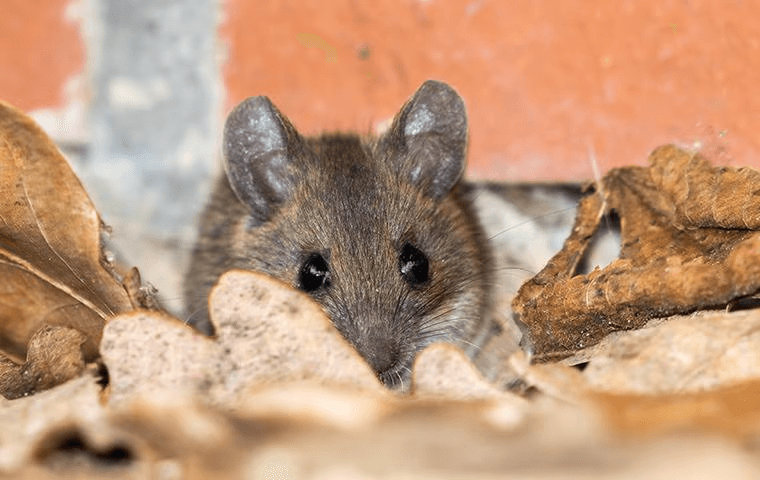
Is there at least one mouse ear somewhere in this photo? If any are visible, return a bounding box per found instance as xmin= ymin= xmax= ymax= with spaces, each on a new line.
xmin=380 ymin=80 xmax=468 ymax=200
xmin=223 ymin=96 xmax=306 ymax=226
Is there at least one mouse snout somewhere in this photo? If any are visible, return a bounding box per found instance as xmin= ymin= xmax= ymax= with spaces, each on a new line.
xmin=344 ymin=323 xmax=410 ymax=386
xmin=328 ymin=293 xmax=418 ymax=387
xmin=361 ymin=339 xmax=400 ymax=375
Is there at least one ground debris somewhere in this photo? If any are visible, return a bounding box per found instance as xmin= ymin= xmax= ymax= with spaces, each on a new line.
xmin=0 ymin=326 xmax=87 ymax=400
xmin=5 ymin=100 xmax=760 ymax=478
xmin=514 ymin=144 xmax=760 ymax=359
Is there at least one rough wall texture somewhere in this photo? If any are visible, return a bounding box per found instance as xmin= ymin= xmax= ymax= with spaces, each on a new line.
xmin=84 ymin=0 xmax=219 ymax=312
xmin=221 ymin=0 xmax=760 ymax=180
xmin=0 ymin=0 xmax=84 ymax=111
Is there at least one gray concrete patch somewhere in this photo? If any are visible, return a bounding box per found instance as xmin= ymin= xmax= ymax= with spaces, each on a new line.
xmin=77 ymin=0 xmax=221 ymax=314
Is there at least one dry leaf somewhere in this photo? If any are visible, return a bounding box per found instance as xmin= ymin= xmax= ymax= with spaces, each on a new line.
xmin=412 ymin=343 xmax=522 ymax=402
xmin=593 ymin=380 xmax=760 ymax=441
xmin=0 ymin=101 xmax=132 ymax=362
xmin=6 ymin=249 xmax=760 ymax=478
xmin=514 ymin=145 xmax=760 ymax=359
xmin=567 ymin=309 xmax=760 ymax=394
xmin=99 ymin=310 xmax=217 ymax=405
xmin=6 ymin=374 xmax=760 ymax=479
xmin=101 ymin=270 xmax=384 ymax=407
xmin=208 ymin=270 xmax=384 ymax=395
xmin=0 ymin=374 xmax=106 ymax=472
xmin=0 ymin=326 xmax=87 ymax=399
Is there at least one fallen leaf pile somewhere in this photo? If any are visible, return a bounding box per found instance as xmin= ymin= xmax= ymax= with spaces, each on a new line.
xmin=2 ymin=102 xmax=760 ymax=478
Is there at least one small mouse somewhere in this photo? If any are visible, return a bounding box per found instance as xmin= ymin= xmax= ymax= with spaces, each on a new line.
xmin=184 ymin=80 xmax=497 ymax=388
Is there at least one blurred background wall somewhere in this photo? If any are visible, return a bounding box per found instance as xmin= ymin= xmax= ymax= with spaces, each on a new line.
xmin=2 ymin=0 xmax=758 ymax=314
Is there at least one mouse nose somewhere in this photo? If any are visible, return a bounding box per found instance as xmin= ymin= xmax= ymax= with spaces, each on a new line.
xmin=362 ymin=341 xmax=400 ymax=376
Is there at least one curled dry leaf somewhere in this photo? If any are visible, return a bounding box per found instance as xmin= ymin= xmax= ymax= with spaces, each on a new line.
xmin=0 ymin=101 xmax=132 ymax=364
xmin=514 ymin=145 xmax=760 ymax=359
xmin=0 ymin=326 xmax=87 ymax=400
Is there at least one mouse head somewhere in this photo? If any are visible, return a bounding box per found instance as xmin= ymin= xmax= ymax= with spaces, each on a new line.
xmin=222 ymin=81 xmax=490 ymax=388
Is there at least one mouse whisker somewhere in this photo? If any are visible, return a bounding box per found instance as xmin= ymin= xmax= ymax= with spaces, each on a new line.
xmin=487 ymin=205 xmax=578 ymax=242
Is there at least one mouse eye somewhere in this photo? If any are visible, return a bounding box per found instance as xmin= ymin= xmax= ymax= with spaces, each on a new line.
xmin=399 ymin=243 xmax=429 ymax=286
xmin=298 ymin=253 xmax=330 ymax=292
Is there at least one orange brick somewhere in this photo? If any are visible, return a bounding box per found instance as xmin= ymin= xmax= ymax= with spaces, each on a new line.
xmin=220 ymin=0 xmax=760 ymax=181
xmin=0 ymin=0 xmax=84 ymax=111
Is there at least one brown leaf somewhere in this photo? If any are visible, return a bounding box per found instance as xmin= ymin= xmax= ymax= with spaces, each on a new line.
xmin=593 ymin=380 xmax=760 ymax=441
xmin=412 ymin=343 xmax=521 ymax=402
xmin=568 ymin=310 xmax=760 ymax=395
xmin=101 ymin=270 xmax=384 ymax=407
xmin=514 ymin=145 xmax=760 ymax=359
xmin=207 ymin=270 xmax=384 ymax=395
xmin=0 ymin=101 xmax=132 ymax=361
xmin=0 ymin=326 xmax=87 ymax=399
xmin=649 ymin=145 xmax=760 ymax=230
xmin=0 ymin=374 xmax=106 ymax=471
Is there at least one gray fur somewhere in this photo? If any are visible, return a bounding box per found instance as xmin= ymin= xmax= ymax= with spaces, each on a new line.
xmin=184 ymin=80 xmax=495 ymax=388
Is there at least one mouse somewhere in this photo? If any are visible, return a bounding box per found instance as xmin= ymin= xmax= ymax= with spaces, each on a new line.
xmin=184 ymin=80 xmax=497 ymax=388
